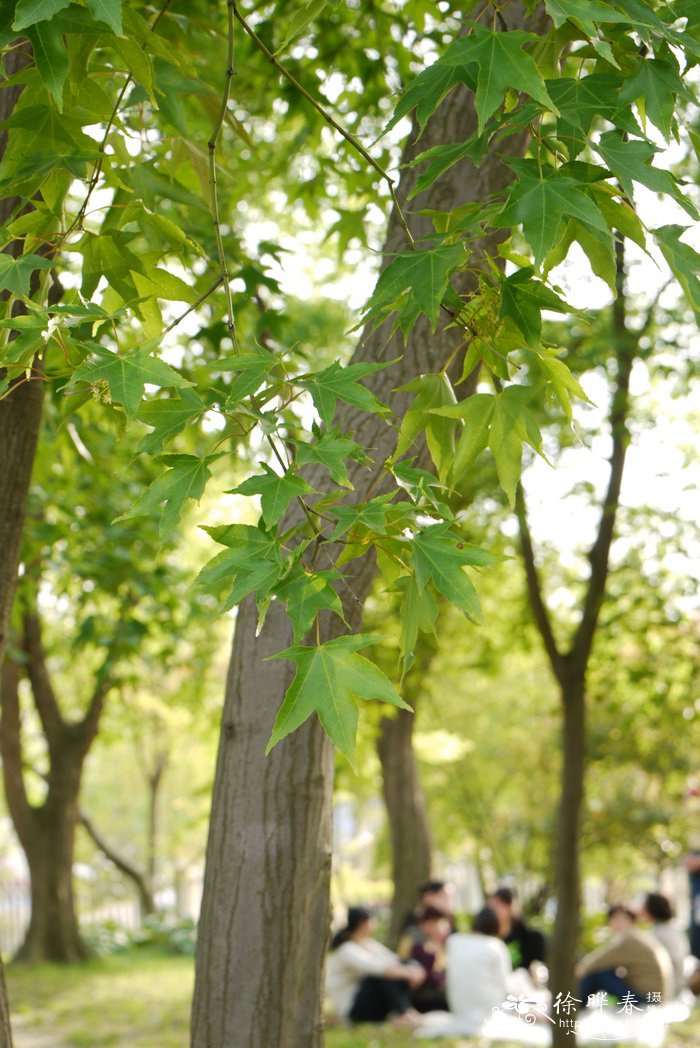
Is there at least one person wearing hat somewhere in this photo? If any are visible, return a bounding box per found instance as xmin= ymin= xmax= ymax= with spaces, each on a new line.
xmin=325 ymin=907 xmax=425 ymax=1028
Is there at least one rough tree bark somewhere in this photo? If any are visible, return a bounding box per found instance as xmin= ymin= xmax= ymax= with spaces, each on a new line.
xmin=0 ymin=605 xmax=113 ymax=962
xmin=191 ymin=6 xmax=550 ymax=1047
xmin=0 ymin=37 xmax=44 ymax=1045
xmin=516 ymin=240 xmax=636 ymax=1048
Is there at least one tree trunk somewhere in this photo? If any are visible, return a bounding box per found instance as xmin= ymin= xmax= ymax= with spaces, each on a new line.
xmin=549 ymin=669 xmax=586 ymax=1034
xmin=17 ymin=771 xmax=90 ymax=963
xmin=191 ymin=7 xmax=550 ymax=1047
xmin=377 ymin=708 xmax=432 ymax=946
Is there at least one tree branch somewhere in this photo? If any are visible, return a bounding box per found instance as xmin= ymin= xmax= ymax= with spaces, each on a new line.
xmin=515 ymin=483 xmax=563 ymax=680
xmin=571 ymin=238 xmax=635 ymax=670
xmin=21 ymin=606 xmax=64 ymax=745
xmin=79 ymin=810 xmax=154 ymax=916
xmin=0 ymin=658 xmax=35 ymax=852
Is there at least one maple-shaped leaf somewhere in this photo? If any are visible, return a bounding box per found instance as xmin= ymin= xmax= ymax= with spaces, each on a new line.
xmin=328 ymin=493 xmax=396 ymax=542
xmin=137 ymin=388 xmax=205 ymax=454
xmin=654 ymin=225 xmax=700 ymax=325
xmin=296 ymin=430 xmax=364 ymax=488
xmin=499 ymin=269 xmax=572 ymax=347
xmin=86 ymin=0 xmax=122 ymax=35
xmin=432 ymin=393 xmax=495 ymax=484
xmin=196 ymin=523 xmax=284 ymax=612
xmin=499 ymin=160 xmax=610 ymax=267
xmin=618 ymin=56 xmax=693 ymax=141
xmin=538 ymin=350 xmax=592 ymax=423
xmin=411 ymin=523 xmax=492 ymax=619
xmin=12 ymin=0 xmax=71 ymax=31
xmin=596 ymin=131 xmax=699 ymax=219
xmin=365 ymin=243 xmax=465 ymax=329
xmin=26 ymin=21 xmax=68 ymax=107
xmin=545 ymin=0 xmax=629 ymax=37
xmin=267 ymin=635 xmax=409 ymax=762
xmin=439 ymin=24 xmax=558 ymax=133
xmin=211 ymin=344 xmax=278 ymax=405
xmin=67 ymin=343 xmax=192 ymax=418
xmin=489 ymin=386 xmax=544 ymax=506
xmin=385 ymin=41 xmax=476 ymax=133
xmin=395 ymin=373 xmax=457 ymax=482
xmin=546 ymin=75 xmax=640 ymax=159
xmin=392 ymin=573 xmax=439 ymax=676
xmin=121 ymin=453 xmax=221 ymax=537
xmin=0 ymin=253 xmax=54 ymax=297
xmin=276 ymin=569 xmax=345 ymax=642
xmin=297 ymin=360 xmax=390 ymax=427
xmin=233 ymin=463 xmax=314 ymax=528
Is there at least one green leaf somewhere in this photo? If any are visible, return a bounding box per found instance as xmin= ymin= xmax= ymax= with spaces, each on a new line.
xmin=440 ymin=24 xmax=558 ymax=133
xmin=654 ymin=226 xmax=700 ymax=325
xmin=433 ymin=393 xmax=495 ymax=483
xmin=488 ymin=386 xmax=544 ymax=505
xmin=618 ymin=57 xmax=693 ymax=141
xmin=328 ymin=494 xmax=396 ymax=542
xmin=267 ymin=635 xmax=409 ymax=762
xmin=296 ymin=431 xmax=362 ymax=488
xmin=499 ymin=160 xmax=610 ymax=267
xmin=67 ymin=344 xmax=192 ymax=419
xmin=499 ymin=269 xmax=572 ymax=347
xmin=0 ymin=254 xmax=54 ymax=297
xmin=546 ymin=75 xmax=640 ymax=159
xmin=12 ymin=0 xmax=70 ymax=30
xmin=411 ymin=524 xmax=483 ymax=619
xmin=596 ymin=131 xmax=699 ymax=220
xmin=86 ymin=0 xmax=122 ymax=34
xmin=26 ymin=22 xmax=68 ymax=107
xmin=392 ymin=573 xmax=439 ymax=675
xmin=297 ymin=360 xmax=390 ymax=427
xmin=122 ymin=453 xmax=221 ymax=538
xmin=214 ymin=346 xmax=277 ymax=405
xmin=545 ymin=0 xmax=630 ymax=37
xmin=196 ymin=524 xmax=283 ymax=613
xmin=137 ymin=389 xmax=205 ymax=454
xmin=233 ymin=463 xmax=314 ymax=528
xmin=385 ymin=43 xmax=474 ymax=134
xmin=538 ymin=350 xmax=592 ymax=422
xmin=395 ymin=373 xmax=457 ymax=480
xmin=275 ymin=570 xmax=344 ymax=642
xmin=275 ymin=0 xmax=328 ymax=54
xmin=365 ymin=243 xmax=465 ymax=329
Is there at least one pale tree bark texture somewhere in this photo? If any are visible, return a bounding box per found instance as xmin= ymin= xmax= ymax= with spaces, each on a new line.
xmin=517 ymin=240 xmax=636 ymax=1048
xmin=191 ymin=6 xmax=550 ymax=1047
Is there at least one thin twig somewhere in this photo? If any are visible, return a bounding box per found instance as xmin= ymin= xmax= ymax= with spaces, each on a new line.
xmin=232 ymin=2 xmax=415 ymax=248
xmin=161 ymin=275 xmax=224 ymax=336
xmin=208 ymin=0 xmax=239 ymax=350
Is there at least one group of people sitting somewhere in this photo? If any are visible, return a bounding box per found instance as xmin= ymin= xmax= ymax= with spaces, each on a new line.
xmin=325 ymin=880 xmax=693 ymax=1036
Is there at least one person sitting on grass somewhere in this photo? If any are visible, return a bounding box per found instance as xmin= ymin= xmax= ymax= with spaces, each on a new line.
xmin=640 ymin=891 xmax=689 ymax=999
xmin=408 ymin=906 xmax=451 ymax=1013
xmin=325 ymin=906 xmax=425 ymax=1029
xmin=576 ymin=904 xmax=674 ymax=1007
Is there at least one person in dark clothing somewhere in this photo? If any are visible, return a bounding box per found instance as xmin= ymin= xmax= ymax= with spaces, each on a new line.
xmin=488 ymin=886 xmax=547 ymax=973
xmin=408 ymin=906 xmax=450 ymax=1013
xmin=398 ymin=880 xmax=457 ymax=960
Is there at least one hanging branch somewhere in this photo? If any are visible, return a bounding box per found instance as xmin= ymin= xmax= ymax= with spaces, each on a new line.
xmin=515 ymin=484 xmax=563 ymax=679
xmin=232 ymin=1 xmax=416 ymax=248
xmin=208 ymin=0 xmax=239 ymax=351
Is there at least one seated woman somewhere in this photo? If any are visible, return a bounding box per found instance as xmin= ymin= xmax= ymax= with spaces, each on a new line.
xmin=409 ymin=906 xmax=450 ymax=1012
xmin=325 ymin=906 xmax=425 ymax=1028
xmin=640 ymin=892 xmax=689 ymax=999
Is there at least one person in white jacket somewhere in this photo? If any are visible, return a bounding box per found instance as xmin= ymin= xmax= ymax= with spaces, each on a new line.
xmin=325 ymin=907 xmax=425 ymax=1027
xmin=640 ymin=892 xmax=689 ymax=998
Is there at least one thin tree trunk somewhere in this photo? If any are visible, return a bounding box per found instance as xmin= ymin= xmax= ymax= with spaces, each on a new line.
xmin=377 ymin=708 xmax=432 ymax=947
xmin=191 ymin=6 xmax=550 ymax=1046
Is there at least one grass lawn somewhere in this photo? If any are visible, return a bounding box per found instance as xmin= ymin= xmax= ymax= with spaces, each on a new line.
xmin=5 ymin=950 xmax=700 ymax=1047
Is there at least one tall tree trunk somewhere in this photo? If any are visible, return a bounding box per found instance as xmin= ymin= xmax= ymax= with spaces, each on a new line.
xmin=377 ymin=708 xmax=432 ymax=947
xmin=548 ymin=670 xmax=586 ymax=1023
xmin=0 ymin=38 xmax=43 ymax=1046
xmin=17 ymin=765 xmax=90 ymax=963
xmin=191 ymin=6 xmax=550 ymax=1047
